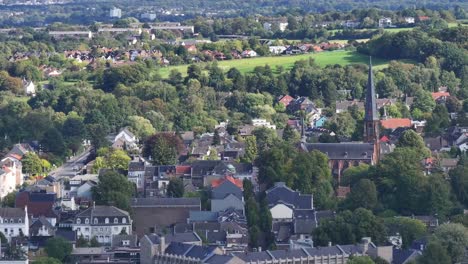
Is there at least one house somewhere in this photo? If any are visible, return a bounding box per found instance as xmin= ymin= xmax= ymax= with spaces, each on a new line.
xmin=269 ymin=46 xmax=287 ymax=54
xmin=131 ymin=197 xmax=201 ymax=236
xmin=188 ymin=160 xmax=254 ymax=187
xmin=313 ymin=116 xmax=327 ymax=128
xmin=380 ymin=118 xmax=412 ymax=130
xmin=190 ymin=221 xmax=248 ymax=252
xmin=378 ymin=17 xmax=392 ymax=28
xmin=404 ymin=17 xmax=415 ymax=24
xmin=424 ymin=136 xmax=450 ymax=153
xmin=335 ymin=100 xmax=364 ymax=113
xmin=109 ymin=7 xmax=122 ymax=18
xmin=343 ymin=20 xmax=360 ymax=28
xmin=0 ymin=207 xmax=29 ymax=241
xmin=418 ymin=16 xmax=430 ymax=22
xmin=23 ymin=79 xmax=36 ymax=96
xmin=266 ymin=182 xmax=313 ymax=221
xmin=211 ymin=194 xmax=244 ymax=213
xmin=128 ymin=159 xmax=147 ymax=190
xmin=431 ymin=91 xmax=450 ymax=103
xmin=393 ymin=248 xmax=422 ymax=264
xmin=112 ymin=127 xmax=138 ymax=150
xmin=241 ymin=50 xmax=257 ymax=58
xmin=15 ymin=190 xmax=57 ymax=225
xmin=278 ymin=95 xmax=294 ymax=107
xmin=72 ymin=205 xmax=132 ymax=244
xmin=252 ymin=119 xmax=276 ymax=130
xmin=30 ymin=216 xmax=55 ymax=237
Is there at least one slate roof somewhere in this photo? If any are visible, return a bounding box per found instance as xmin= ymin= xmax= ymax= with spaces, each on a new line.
xmin=164 ymin=242 xmax=218 ymax=260
xmin=128 ymin=161 xmax=145 ymax=171
xmin=165 ymin=232 xmax=201 ymax=244
xmin=131 ymin=197 xmax=201 ymax=207
xmin=111 ymin=234 xmax=138 ymax=247
xmin=205 ymin=254 xmax=240 ymax=264
xmin=302 ymin=142 xmax=374 ymax=161
xmin=211 ymin=178 xmax=243 ymax=200
xmin=189 ymin=211 xmax=219 ymax=222
xmin=76 ymin=206 xmax=129 ymax=218
xmin=393 ymin=248 xmax=421 ymax=264
xmin=0 ymin=207 xmax=25 ymax=219
xmin=365 ymin=60 xmax=378 ymax=122
xmin=266 ymin=182 xmax=313 ymax=210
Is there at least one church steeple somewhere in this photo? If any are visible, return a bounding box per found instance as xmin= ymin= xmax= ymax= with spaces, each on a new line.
xmin=364 ymin=57 xmax=380 ymax=162
xmin=364 ymin=57 xmax=378 ymax=122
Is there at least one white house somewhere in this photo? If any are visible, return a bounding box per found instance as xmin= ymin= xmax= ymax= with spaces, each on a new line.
xmin=278 ymin=22 xmax=289 ymax=32
xmin=109 ymin=7 xmax=122 ymax=18
xmin=0 ymin=155 xmax=23 ymax=199
xmin=113 ymin=128 xmax=138 ymax=150
xmin=404 ymin=17 xmax=415 ymax=24
xmin=128 ymin=160 xmax=146 ymax=190
xmin=378 ymin=17 xmax=392 ymax=28
xmin=23 ymin=80 xmax=36 ymax=96
xmin=72 ymin=205 xmax=132 ymax=244
xmin=0 ymin=207 xmax=29 ymax=241
xmin=252 ymin=119 xmax=276 ymax=130
xmin=269 ymin=46 xmax=287 ymax=55
xmin=241 ymin=50 xmax=258 ymax=58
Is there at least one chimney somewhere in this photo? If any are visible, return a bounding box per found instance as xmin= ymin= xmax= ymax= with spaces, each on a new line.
xmin=159 ymin=236 xmax=166 ymax=253
xmin=93 ymin=201 xmax=95 ymax=209
xmin=328 ymin=242 xmax=332 ymax=247
xmin=361 ymin=237 xmax=371 ymax=253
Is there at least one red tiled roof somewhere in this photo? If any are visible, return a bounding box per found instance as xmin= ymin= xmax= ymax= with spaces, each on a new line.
xmin=431 ymin=91 xmax=450 ymax=101
xmin=380 ymin=118 xmax=412 ymax=130
xmin=176 ymin=165 xmax=191 ymax=175
xmin=418 ymin=16 xmax=430 ymax=21
xmin=380 ymin=135 xmax=389 ymax=142
xmin=336 ymin=186 xmax=350 ymax=198
xmin=279 ymin=95 xmax=294 ymax=107
xmin=211 ymin=175 xmax=243 ymax=189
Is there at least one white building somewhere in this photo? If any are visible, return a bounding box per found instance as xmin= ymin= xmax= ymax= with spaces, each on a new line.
xmin=252 ymin=119 xmax=276 ymax=130
xmin=112 ymin=127 xmax=138 ymax=150
xmin=128 ymin=160 xmax=146 ymax=190
xmin=378 ymin=17 xmax=392 ymax=28
xmin=0 ymin=207 xmax=29 ymax=241
xmin=404 ymin=17 xmax=415 ymax=24
xmin=141 ymin=13 xmax=157 ymax=20
xmin=278 ymin=22 xmax=289 ymax=32
xmin=0 ymin=156 xmax=23 ymax=199
xmin=109 ymin=7 xmax=122 ymax=18
xmin=269 ymin=46 xmax=287 ymax=54
xmin=23 ymin=80 xmax=36 ymax=96
xmin=72 ymin=205 xmax=132 ymax=245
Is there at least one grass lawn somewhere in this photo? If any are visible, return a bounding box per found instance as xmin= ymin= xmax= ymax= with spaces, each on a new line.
xmin=157 ymin=50 xmax=392 ymax=78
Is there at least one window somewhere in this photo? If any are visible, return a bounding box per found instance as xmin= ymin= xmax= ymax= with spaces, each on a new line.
xmin=18 ymin=219 xmax=22 ymax=223
xmin=114 ymin=218 xmax=118 ymax=224
xmin=85 ymin=218 xmax=89 ymax=224
xmin=10 ymin=219 xmax=13 ymax=223
xmin=122 ymin=218 xmax=126 ymax=224
xmin=105 ymin=218 xmax=109 ymax=224
xmin=77 ymin=219 xmax=81 ymax=224
xmin=122 ymin=227 xmax=127 ymax=233
xmin=4 ymin=220 xmax=8 ymax=224
xmin=122 ymin=240 xmax=130 ymax=246
xmin=85 ymin=228 xmax=89 ymax=232
xmin=94 ymin=218 xmax=98 ymax=224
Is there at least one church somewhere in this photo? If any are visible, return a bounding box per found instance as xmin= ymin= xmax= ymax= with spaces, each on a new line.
xmin=301 ymin=59 xmax=394 ymax=184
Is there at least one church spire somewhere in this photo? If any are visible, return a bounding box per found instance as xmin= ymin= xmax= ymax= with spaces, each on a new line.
xmin=364 ymin=57 xmax=378 ymax=122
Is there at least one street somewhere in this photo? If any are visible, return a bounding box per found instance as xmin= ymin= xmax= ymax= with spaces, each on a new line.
xmin=49 ymin=147 xmax=92 ymax=180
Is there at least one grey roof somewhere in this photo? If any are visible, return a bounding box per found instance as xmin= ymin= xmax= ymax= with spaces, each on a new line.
xmin=165 ymin=232 xmax=201 ymax=244
xmin=75 ymin=206 xmax=130 ymax=218
xmin=128 ymin=161 xmax=145 ymax=171
xmin=302 ymin=142 xmax=374 ymax=161
xmin=269 ymin=249 xmax=309 ymax=259
xmin=0 ymin=207 xmax=25 ymax=218
xmin=31 ymin=216 xmax=54 ymax=230
xmin=164 ymin=242 xmax=218 ymax=260
xmin=266 ymin=182 xmax=313 ymax=210
xmin=189 ymin=211 xmax=219 ymax=222
xmin=304 ymin=245 xmax=346 ymax=256
xmin=204 ymin=254 xmax=240 ymax=264
xmin=111 ymin=234 xmax=138 ymax=247
xmin=131 ymin=197 xmax=200 ymax=207
xmin=393 ymin=248 xmax=421 ymax=264
xmin=212 ymin=180 xmax=243 ymax=200
xmin=294 ymin=210 xmax=316 ymax=234
xmin=365 ymin=58 xmax=378 ymax=121
xmin=234 ymin=251 xmax=272 ymax=262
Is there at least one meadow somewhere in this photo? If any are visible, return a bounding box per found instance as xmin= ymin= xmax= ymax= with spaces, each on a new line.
xmin=157 ymin=50 xmax=392 ymax=78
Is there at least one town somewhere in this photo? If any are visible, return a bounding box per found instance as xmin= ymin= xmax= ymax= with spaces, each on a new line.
xmin=0 ymin=1 xmax=467 ymax=264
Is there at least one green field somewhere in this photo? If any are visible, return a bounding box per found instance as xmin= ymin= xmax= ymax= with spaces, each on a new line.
xmin=157 ymin=50 xmax=392 ymax=78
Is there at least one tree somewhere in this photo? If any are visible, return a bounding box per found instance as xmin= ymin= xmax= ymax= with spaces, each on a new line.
xmin=76 ymin=234 xmax=89 ymax=247
xmin=384 ymin=218 xmax=427 ymax=249
xmin=90 ymin=236 xmax=100 ymax=247
xmin=92 ymin=171 xmax=135 ymax=211
xmin=282 ymin=125 xmax=300 ymax=143
xmin=32 ymin=257 xmax=62 ymax=264
xmin=450 ymin=163 xmax=468 ymax=207
xmin=348 ymin=256 xmax=375 ymax=264
xmin=326 ymin=112 xmax=357 ymax=138
xmin=241 ymin=136 xmax=257 ymax=163
xmin=143 ymin=133 xmax=183 ymax=165
xmin=41 ymin=127 xmax=66 ymax=156
xmin=105 ymin=149 xmax=131 ymax=170
xmin=1 ymin=191 xmax=17 ymax=208
xmin=45 ymin=237 xmax=72 ymax=262
xmin=417 ymin=241 xmax=451 ymax=264
xmin=343 ymin=179 xmax=377 ymax=211
xmin=252 ymin=127 xmax=278 ymax=153
xmin=22 ymin=152 xmax=43 ymax=175
xmin=212 ymin=129 xmax=220 ymax=145
xmin=396 ymin=130 xmax=431 ymax=158
xmin=167 ymin=178 xmax=184 ymax=198
xmin=127 ymin=115 xmax=156 ymax=139
xmin=432 ymin=223 xmax=468 ymax=263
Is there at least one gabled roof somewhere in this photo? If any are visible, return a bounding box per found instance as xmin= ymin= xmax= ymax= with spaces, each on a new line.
xmin=164 ymin=242 xmax=219 ymax=260
xmin=266 ymin=182 xmax=313 ymax=210
xmin=189 ymin=211 xmax=219 ymax=223
xmin=302 ymin=142 xmax=374 ymax=161
xmin=393 ymin=248 xmax=422 ymax=264
xmin=75 ymin=205 xmax=129 ymax=218
xmin=211 ymin=175 xmax=243 ymax=189
xmin=381 ymin=118 xmax=412 ymax=130
xmin=0 ymin=207 xmax=25 ymax=218
xmin=431 ymin=91 xmax=450 ymax=101
xmin=131 ymin=197 xmax=200 ymax=207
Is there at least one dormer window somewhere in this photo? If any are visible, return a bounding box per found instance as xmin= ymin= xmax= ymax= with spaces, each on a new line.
xmin=4 ymin=220 xmax=8 ymax=224
xmin=114 ymin=218 xmax=118 ymax=224
xmin=122 ymin=218 xmax=126 ymax=224
xmin=105 ymin=218 xmax=109 ymax=224
xmin=77 ymin=219 xmax=81 ymax=224
xmin=18 ymin=219 xmax=22 ymax=223
xmin=10 ymin=219 xmax=13 ymax=223
xmin=94 ymin=218 xmax=98 ymax=224
xmin=85 ymin=218 xmax=89 ymax=224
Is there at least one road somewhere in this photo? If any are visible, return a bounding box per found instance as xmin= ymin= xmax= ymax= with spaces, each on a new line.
xmin=49 ymin=148 xmax=92 ymax=180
